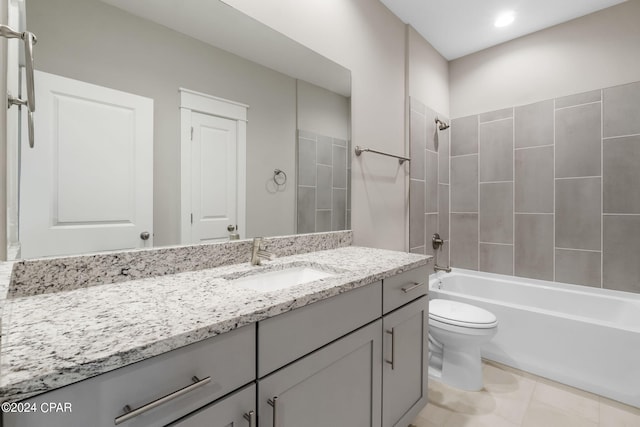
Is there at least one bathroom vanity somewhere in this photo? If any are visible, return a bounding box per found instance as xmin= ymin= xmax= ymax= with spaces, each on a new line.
xmin=0 ymin=236 xmax=430 ymax=427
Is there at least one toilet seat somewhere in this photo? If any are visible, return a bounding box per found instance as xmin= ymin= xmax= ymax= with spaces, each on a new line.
xmin=429 ymin=299 xmax=497 ymax=329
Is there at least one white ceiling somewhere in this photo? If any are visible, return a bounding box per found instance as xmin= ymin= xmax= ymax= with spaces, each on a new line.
xmin=380 ymin=0 xmax=627 ymax=60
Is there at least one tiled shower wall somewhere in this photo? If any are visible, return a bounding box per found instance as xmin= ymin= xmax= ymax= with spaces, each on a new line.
xmin=297 ymin=130 xmax=351 ymax=234
xmin=409 ymin=98 xmax=450 ymax=265
xmin=448 ymin=81 xmax=640 ymax=294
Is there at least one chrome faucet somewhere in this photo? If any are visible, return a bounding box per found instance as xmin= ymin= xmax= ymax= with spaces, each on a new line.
xmin=434 ymin=264 xmax=452 ymax=273
xmin=251 ymin=237 xmax=275 ymax=266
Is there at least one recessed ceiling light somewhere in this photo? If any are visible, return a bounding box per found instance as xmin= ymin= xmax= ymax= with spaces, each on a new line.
xmin=494 ymin=11 xmax=515 ymax=28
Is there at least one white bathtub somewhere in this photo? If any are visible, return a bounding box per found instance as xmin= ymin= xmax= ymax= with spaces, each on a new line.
xmin=429 ymin=269 xmax=640 ymax=408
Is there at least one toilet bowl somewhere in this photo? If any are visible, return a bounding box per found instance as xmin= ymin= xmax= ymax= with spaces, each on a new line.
xmin=428 ymin=299 xmax=498 ymax=391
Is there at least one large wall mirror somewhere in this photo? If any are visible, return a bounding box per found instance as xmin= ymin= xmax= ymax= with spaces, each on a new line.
xmin=6 ymin=0 xmax=351 ymax=260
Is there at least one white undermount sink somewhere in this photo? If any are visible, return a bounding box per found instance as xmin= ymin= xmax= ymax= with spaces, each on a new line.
xmin=231 ymin=266 xmax=335 ymax=292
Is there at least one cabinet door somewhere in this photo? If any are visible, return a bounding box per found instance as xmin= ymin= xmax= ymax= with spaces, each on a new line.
xmin=168 ymin=384 xmax=256 ymax=427
xmin=258 ymin=320 xmax=382 ymax=427
xmin=382 ymin=296 xmax=428 ymax=427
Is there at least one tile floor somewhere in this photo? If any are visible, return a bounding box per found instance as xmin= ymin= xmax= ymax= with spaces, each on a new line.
xmin=412 ymin=361 xmax=640 ymax=427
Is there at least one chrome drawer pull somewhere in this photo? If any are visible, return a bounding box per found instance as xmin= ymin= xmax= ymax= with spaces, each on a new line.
xmin=268 ymin=396 xmax=279 ymax=427
xmin=401 ymin=282 xmax=423 ymax=293
xmin=114 ymin=376 xmax=211 ymax=425
xmin=385 ymin=329 xmax=395 ymax=370
xmin=243 ymin=410 xmax=256 ymax=427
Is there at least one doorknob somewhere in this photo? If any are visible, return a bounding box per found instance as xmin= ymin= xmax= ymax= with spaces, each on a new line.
xmin=140 ymin=231 xmax=150 ymax=240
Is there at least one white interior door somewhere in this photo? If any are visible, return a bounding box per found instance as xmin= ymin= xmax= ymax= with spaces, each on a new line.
xmin=190 ymin=112 xmax=237 ymax=242
xmin=19 ymin=70 xmax=153 ymax=258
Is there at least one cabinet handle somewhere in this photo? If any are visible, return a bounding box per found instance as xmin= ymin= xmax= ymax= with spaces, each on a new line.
xmin=268 ymin=396 xmax=279 ymax=427
xmin=114 ymin=376 xmax=211 ymax=425
xmin=385 ymin=328 xmax=395 ymax=370
xmin=401 ymin=282 xmax=423 ymax=293
xmin=243 ymin=410 xmax=256 ymax=427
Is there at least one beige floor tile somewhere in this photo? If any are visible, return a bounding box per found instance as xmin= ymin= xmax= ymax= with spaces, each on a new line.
xmin=428 ymin=378 xmax=497 ymax=416
xmin=600 ymin=397 xmax=640 ymax=427
xmin=444 ymin=411 xmax=520 ymax=427
xmin=481 ymin=363 xmax=536 ymax=424
xmin=531 ymin=380 xmax=600 ymax=423
xmin=417 ymin=402 xmax=454 ymax=425
xmin=411 ymin=415 xmax=446 ymax=427
xmin=522 ymin=400 xmax=598 ymax=427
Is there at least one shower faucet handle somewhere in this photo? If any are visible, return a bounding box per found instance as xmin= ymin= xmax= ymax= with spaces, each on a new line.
xmin=432 ymin=233 xmax=444 ymax=250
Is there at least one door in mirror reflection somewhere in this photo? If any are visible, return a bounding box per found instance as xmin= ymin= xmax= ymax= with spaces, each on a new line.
xmin=189 ymin=112 xmax=237 ymax=243
xmin=19 ymin=71 xmax=154 ymax=258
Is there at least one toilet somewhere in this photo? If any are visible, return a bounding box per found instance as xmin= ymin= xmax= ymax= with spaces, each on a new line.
xmin=428 ymin=299 xmax=498 ymax=391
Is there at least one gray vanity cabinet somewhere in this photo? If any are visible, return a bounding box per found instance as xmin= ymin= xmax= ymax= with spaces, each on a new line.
xmin=382 ymin=296 xmax=429 ymax=427
xmin=2 ymin=324 xmax=256 ymax=427
xmin=167 ymin=384 xmax=256 ymax=427
xmin=257 ymin=320 xmax=382 ymax=427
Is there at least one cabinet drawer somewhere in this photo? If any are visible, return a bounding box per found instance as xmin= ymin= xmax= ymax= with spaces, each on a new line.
xmin=258 ymin=282 xmax=382 ymax=377
xmin=382 ymin=265 xmax=429 ymax=314
xmin=168 ymin=383 xmax=256 ymax=427
xmin=3 ymin=324 xmax=256 ymax=427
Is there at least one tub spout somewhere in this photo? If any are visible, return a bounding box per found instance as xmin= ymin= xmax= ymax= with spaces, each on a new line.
xmin=434 ymin=264 xmax=452 ymax=273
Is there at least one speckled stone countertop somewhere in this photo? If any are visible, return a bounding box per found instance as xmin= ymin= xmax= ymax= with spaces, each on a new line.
xmin=0 ymin=246 xmax=429 ymax=403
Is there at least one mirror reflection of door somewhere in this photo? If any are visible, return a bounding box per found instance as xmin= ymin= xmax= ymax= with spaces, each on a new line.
xmin=179 ymin=89 xmax=247 ymax=244
xmin=190 ymin=112 xmax=237 ymax=243
xmin=19 ymin=71 xmax=154 ymax=259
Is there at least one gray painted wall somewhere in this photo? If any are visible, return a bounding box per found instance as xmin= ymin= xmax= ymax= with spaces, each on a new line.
xmin=449 ymin=1 xmax=640 ymax=118
xmin=27 ymin=0 xmax=297 ymax=245
xmin=225 ymin=0 xmax=411 ymax=251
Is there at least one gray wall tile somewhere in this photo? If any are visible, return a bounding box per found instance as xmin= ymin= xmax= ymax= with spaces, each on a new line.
xmin=451 ymin=213 xmax=479 ymax=270
xmin=410 ymin=180 xmax=426 ymax=250
xmin=555 ymin=103 xmax=601 ymax=178
xmin=331 ymin=189 xmax=346 ymax=231
xmin=426 ymin=151 xmax=438 ymax=213
xmin=410 ymin=246 xmax=425 ymax=255
xmin=426 ymin=108 xmax=439 ymax=152
xmin=316 ymin=210 xmax=331 ymax=233
xmin=333 ymin=138 xmax=347 ymax=147
xmin=332 ymin=145 xmax=347 ymax=188
xmin=298 ymin=138 xmax=316 ymax=186
xmin=604 ymin=81 xmax=640 ymax=137
xmin=451 ymin=115 xmax=478 ymax=156
xmin=410 ymin=97 xmax=426 ymax=114
xmin=316 ymin=165 xmax=332 ymax=209
xmin=603 ymin=215 xmax=640 ymax=293
xmin=425 ymin=213 xmax=438 ymax=257
xmin=437 ymin=240 xmax=450 ymax=268
xmin=480 ymin=244 xmax=514 ymax=275
xmin=480 ymin=182 xmax=513 ymax=244
xmin=298 ymin=130 xmax=317 ymax=140
xmin=438 ymin=129 xmax=450 ymax=184
xmin=317 ymin=136 xmax=332 ymax=165
xmin=297 ymin=187 xmax=316 ymax=233
xmin=451 ymin=155 xmax=478 ymax=212
xmin=515 ymin=146 xmax=554 ymax=213
xmin=556 ymin=178 xmax=601 ymax=250
xmin=604 ymin=136 xmax=640 ymax=214
xmin=479 ymin=108 xmax=513 ymax=123
xmin=479 ymin=118 xmax=514 ymax=182
xmin=556 ymin=90 xmax=601 ymax=109
xmin=515 ymin=214 xmax=554 ymax=280
xmin=438 ymin=184 xmax=450 ymax=241
xmin=555 ymin=249 xmax=601 ymax=287
xmin=515 ymin=100 xmax=554 ymax=148
xmin=410 ymin=108 xmax=426 ymax=180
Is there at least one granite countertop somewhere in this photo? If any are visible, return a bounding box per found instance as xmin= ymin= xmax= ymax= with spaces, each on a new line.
xmin=0 ymin=246 xmax=429 ymax=403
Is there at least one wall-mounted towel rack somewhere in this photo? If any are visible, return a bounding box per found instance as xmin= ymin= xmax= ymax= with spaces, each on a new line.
xmin=354 ymin=146 xmax=410 ymax=165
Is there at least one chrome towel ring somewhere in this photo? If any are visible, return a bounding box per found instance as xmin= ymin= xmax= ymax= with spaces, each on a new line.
xmin=273 ymin=169 xmax=287 ymax=186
